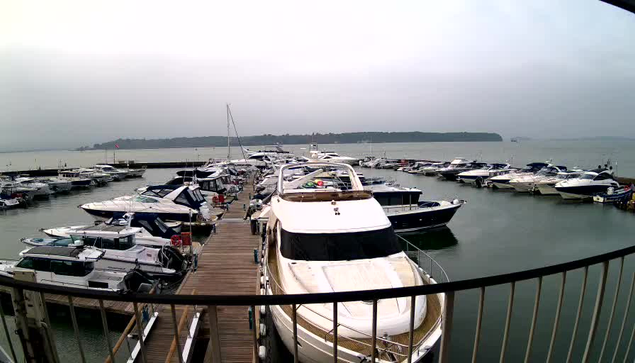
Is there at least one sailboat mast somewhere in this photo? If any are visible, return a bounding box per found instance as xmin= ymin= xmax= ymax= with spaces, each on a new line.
xmin=226 ymin=104 xmax=231 ymax=160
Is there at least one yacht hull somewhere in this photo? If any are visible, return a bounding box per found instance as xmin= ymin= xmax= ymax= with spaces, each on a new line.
xmin=510 ymin=182 xmax=535 ymax=193
xmin=268 ymin=296 xmax=440 ymax=363
xmin=556 ymin=185 xmax=614 ymax=200
xmin=491 ymin=181 xmax=514 ymax=189
xmin=386 ymin=202 xmax=463 ymax=233
xmin=81 ymin=207 xmax=195 ymax=222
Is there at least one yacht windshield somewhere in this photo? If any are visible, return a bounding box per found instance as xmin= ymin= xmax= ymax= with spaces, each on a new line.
xmin=280 ymin=227 xmax=402 ymax=261
xmin=580 ymin=174 xmax=596 ymax=180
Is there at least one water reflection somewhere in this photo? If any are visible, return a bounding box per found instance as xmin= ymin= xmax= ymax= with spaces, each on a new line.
xmin=399 ymin=227 xmax=459 ymax=250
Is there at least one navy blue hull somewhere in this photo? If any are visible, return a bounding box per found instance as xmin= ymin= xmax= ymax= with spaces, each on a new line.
xmin=387 ymin=203 xmax=462 ymax=233
xmin=555 ymin=185 xmax=616 ymax=196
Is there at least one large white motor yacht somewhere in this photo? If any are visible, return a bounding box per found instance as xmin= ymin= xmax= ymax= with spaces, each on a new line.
xmin=509 ymin=165 xmax=566 ymax=193
xmin=555 ymin=170 xmax=620 ymax=200
xmin=457 ymin=163 xmax=513 ymax=187
xmin=265 ymin=162 xmax=444 ymax=362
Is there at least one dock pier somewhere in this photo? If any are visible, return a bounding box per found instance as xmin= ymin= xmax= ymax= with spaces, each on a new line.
xmin=132 ymin=179 xmax=262 ymax=362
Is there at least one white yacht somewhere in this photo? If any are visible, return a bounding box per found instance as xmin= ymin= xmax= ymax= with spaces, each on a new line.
xmin=265 ymin=162 xmax=444 ymax=362
xmin=81 ymin=185 xmax=210 ymax=222
xmin=309 ymin=145 xmax=359 ymax=165
xmin=457 ymin=163 xmax=513 ymax=187
xmin=58 ymin=170 xmax=94 ymax=188
xmin=42 ymin=213 xmax=182 ymax=247
xmin=555 ymin=170 xmax=620 ymax=200
xmin=93 ymin=164 xmax=129 ymax=181
xmin=14 ymin=177 xmax=52 ymax=198
xmin=418 ymin=162 xmax=450 ymax=176
xmin=37 ymin=177 xmax=73 ymax=194
xmin=0 ymin=246 xmax=150 ymax=292
xmin=489 ymin=162 xmax=549 ymax=189
xmin=21 ymin=228 xmax=186 ymax=278
xmin=509 ymin=165 xmax=566 ymax=193
xmin=534 ymin=170 xmax=583 ymax=195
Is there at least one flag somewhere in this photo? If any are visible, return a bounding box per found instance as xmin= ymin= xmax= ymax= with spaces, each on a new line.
xmin=115 ymin=144 xmax=120 ymax=149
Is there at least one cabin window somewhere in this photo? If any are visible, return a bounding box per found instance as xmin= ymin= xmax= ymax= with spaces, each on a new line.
xmin=17 ymin=258 xmax=34 ymax=269
xmin=280 ymin=227 xmax=402 ymax=261
xmin=51 ymin=261 xmax=92 ymax=276
xmin=116 ymin=236 xmax=135 ymax=250
xmin=175 ymin=193 xmax=190 ymax=206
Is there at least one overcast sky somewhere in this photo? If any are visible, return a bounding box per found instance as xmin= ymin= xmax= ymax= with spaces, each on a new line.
xmin=1 ymin=0 xmax=634 ymax=151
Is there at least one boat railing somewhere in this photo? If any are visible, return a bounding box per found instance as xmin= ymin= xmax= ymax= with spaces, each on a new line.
xmin=2 ymin=240 xmax=635 ymax=362
xmin=264 ymin=255 xmax=417 ymax=360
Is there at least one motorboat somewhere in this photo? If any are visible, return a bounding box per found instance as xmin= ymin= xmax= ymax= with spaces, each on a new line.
xmin=0 ymin=246 xmax=152 ymax=292
xmin=457 ymin=163 xmax=513 ymax=187
xmin=593 ymin=185 xmax=633 ymax=203
xmin=58 ymin=170 xmax=94 ymax=188
xmin=555 ymin=170 xmax=620 ymax=200
xmin=405 ymin=162 xmax=433 ymax=174
xmin=264 ymin=162 xmax=444 ymax=362
xmin=368 ymin=183 xmax=465 ymax=233
xmin=534 ymin=170 xmax=583 ymax=195
xmin=93 ymin=164 xmax=129 ymax=181
xmin=0 ymin=179 xmax=37 ymax=201
xmin=37 ymin=177 xmax=73 ymax=194
xmin=488 ymin=162 xmax=549 ymax=189
xmin=81 ymin=185 xmax=210 ymax=222
xmin=309 ymin=150 xmax=359 ymax=165
xmin=14 ymin=177 xmax=52 ymax=198
xmin=21 ymin=228 xmax=186 ymax=279
xmin=509 ymin=165 xmax=567 ymax=193
xmin=418 ymin=162 xmax=450 ymax=176
xmin=123 ymin=167 xmax=146 ymax=178
xmin=41 ymin=213 xmax=182 ymax=247
xmin=437 ymin=158 xmax=485 ymax=181
xmin=0 ymin=195 xmax=22 ymax=209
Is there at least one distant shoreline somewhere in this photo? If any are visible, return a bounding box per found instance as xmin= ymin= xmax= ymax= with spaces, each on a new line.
xmin=78 ymin=131 xmax=503 ymax=151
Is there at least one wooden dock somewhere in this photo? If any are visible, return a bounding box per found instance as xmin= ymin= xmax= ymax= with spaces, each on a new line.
xmin=139 ymin=185 xmax=261 ymax=363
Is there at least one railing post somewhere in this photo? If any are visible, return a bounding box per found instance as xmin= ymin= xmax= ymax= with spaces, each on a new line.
xmin=170 ymin=304 xmax=185 ymax=363
xmin=611 ymin=272 xmax=635 ymax=363
xmin=546 ymin=272 xmax=567 ymax=363
xmin=471 ymin=287 xmax=485 ymax=363
xmin=333 ymin=302 xmax=338 ymax=363
xmin=599 ymin=257 xmax=624 ymax=362
xmin=371 ymin=299 xmax=378 ymax=363
xmin=0 ymin=297 xmax=17 ymax=363
xmin=67 ymin=296 xmax=86 ymax=363
xmin=206 ymin=305 xmax=222 ymax=363
xmin=567 ymin=266 xmax=589 ymax=363
xmin=499 ymin=282 xmax=515 ymax=363
xmin=99 ymin=299 xmax=116 ymax=363
xmin=408 ymin=295 xmax=416 ymax=363
xmin=439 ymin=291 xmax=455 ymax=363
xmin=523 ymin=277 xmax=542 ymax=363
xmin=582 ymin=261 xmax=609 ymax=363
xmin=292 ymin=303 xmax=298 ymax=363
xmin=133 ymin=301 xmax=148 ymax=363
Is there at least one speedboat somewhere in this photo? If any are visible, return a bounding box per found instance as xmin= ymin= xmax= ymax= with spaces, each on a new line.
xmin=93 ymin=164 xmax=129 ymax=181
xmin=509 ymin=165 xmax=567 ymax=193
xmin=81 ymin=185 xmax=210 ymax=222
xmin=0 ymin=246 xmax=152 ymax=292
xmin=21 ymin=228 xmax=186 ymax=279
xmin=14 ymin=177 xmax=52 ymax=198
xmin=534 ymin=170 xmax=583 ymax=195
xmin=37 ymin=177 xmax=73 ymax=194
xmin=41 ymin=212 xmax=182 ymax=247
xmin=488 ymin=162 xmax=549 ymax=189
xmin=310 ymin=151 xmax=359 ymax=165
xmin=555 ymin=170 xmax=620 ymax=200
xmin=265 ymin=162 xmax=444 ymax=362
xmin=437 ymin=158 xmax=485 ymax=181
xmin=457 ymin=163 xmax=513 ymax=187
xmin=368 ymin=184 xmax=465 ymax=232
xmin=593 ymin=185 xmax=633 ymax=203
xmin=59 ymin=170 xmax=94 ymax=188
xmin=418 ymin=162 xmax=450 ymax=176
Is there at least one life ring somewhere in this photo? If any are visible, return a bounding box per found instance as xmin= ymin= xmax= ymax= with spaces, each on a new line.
xmin=170 ymin=235 xmax=182 ymax=247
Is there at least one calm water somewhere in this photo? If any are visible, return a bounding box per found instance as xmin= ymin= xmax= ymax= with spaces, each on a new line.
xmin=0 ymin=142 xmax=634 ymax=361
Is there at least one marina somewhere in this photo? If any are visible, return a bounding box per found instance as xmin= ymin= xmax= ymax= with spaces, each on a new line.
xmin=0 ymin=140 xmax=634 ymax=362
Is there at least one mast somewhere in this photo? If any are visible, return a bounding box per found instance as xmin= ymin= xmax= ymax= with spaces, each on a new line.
xmin=226 ymin=104 xmax=231 ymax=160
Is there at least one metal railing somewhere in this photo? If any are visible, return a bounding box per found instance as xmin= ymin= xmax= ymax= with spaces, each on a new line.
xmin=0 ymin=243 xmax=634 ymax=362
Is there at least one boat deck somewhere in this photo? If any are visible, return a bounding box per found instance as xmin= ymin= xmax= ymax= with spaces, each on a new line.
xmin=139 ymin=183 xmax=262 ymax=363
xmin=267 ymin=246 xmax=442 ymax=361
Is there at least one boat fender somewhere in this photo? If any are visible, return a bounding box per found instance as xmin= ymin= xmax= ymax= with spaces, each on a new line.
xmin=258 ymin=346 xmax=266 ymax=360
xmin=260 ymin=288 xmax=265 ymax=296
xmin=260 ymin=305 xmax=266 ymax=316
xmin=260 ymin=276 xmax=266 ymax=286
xmin=260 ymin=324 xmax=267 ymax=337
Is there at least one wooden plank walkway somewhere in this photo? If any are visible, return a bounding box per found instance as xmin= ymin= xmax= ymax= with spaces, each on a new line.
xmin=140 ymin=184 xmax=261 ymax=363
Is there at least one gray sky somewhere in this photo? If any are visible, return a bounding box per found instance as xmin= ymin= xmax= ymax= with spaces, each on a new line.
xmin=1 ymin=0 xmax=635 ymax=151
